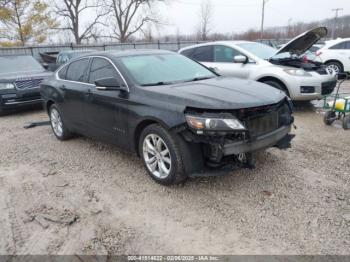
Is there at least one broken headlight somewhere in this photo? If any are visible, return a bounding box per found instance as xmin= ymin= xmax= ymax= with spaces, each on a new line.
xmin=0 ymin=83 xmax=15 ymax=90
xmin=186 ymin=115 xmax=246 ymax=134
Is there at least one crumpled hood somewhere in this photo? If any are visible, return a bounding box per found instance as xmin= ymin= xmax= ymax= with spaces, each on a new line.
xmin=273 ymin=27 xmax=328 ymax=57
xmin=144 ymin=77 xmax=286 ymax=110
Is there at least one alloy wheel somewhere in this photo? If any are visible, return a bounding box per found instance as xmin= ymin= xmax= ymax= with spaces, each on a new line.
xmin=50 ymin=108 xmax=63 ymax=137
xmin=143 ymin=134 xmax=172 ymax=179
xmin=327 ymin=64 xmax=340 ymax=74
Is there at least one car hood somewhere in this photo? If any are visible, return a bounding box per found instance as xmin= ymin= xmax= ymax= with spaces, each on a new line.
xmin=144 ymin=77 xmax=286 ymax=110
xmin=0 ymin=70 xmax=53 ymax=82
xmin=273 ymin=27 xmax=328 ymax=57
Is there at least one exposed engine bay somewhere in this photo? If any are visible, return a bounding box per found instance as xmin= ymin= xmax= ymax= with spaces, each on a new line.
xmin=269 ymin=56 xmax=329 ymax=74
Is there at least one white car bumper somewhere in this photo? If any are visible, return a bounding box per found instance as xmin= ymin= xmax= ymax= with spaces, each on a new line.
xmin=286 ymin=72 xmax=337 ymax=101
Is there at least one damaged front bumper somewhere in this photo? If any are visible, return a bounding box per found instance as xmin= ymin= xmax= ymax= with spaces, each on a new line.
xmin=188 ymin=126 xmax=294 ymax=177
xmin=223 ymin=125 xmax=292 ymax=156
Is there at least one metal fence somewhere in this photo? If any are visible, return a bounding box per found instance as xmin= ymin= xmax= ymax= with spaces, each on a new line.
xmin=0 ymin=41 xmax=204 ymax=59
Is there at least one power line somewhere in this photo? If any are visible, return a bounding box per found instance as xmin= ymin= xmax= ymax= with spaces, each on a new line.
xmin=331 ymin=8 xmax=343 ymax=39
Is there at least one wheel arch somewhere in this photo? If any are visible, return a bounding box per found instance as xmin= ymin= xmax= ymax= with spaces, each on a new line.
xmin=133 ymin=118 xmax=171 ymax=156
xmin=257 ymin=76 xmax=290 ymax=94
xmin=46 ymin=100 xmax=55 ymax=114
xmin=324 ymin=59 xmax=344 ymax=69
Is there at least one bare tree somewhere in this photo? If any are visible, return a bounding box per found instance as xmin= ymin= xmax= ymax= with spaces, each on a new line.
xmin=53 ymin=0 xmax=108 ymax=44
xmin=103 ymin=0 xmax=164 ymax=43
xmin=196 ymin=0 xmax=213 ymax=41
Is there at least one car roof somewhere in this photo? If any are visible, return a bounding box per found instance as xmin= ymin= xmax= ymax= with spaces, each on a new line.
xmin=324 ymin=38 xmax=350 ymax=47
xmin=78 ymin=49 xmax=175 ymax=59
xmin=179 ymin=41 xmax=254 ymax=51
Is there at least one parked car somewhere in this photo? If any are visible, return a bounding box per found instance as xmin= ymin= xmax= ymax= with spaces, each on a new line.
xmin=315 ymin=38 xmax=350 ymax=73
xmin=302 ymin=44 xmax=324 ymax=61
xmin=0 ymin=55 xmax=53 ymax=115
xmin=45 ymin=50 xmax=94 ymax=71
xmin=179 ymin=27 xmax=337 ymax=101
xmin=41 ymin=50 xmax=294 ymax=185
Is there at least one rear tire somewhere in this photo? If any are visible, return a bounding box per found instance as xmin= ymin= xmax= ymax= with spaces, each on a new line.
xmin=139 ymin=124 xmax=187 ymax=186
xmin=262 ymin=80 xmax=290 ymax=97
xmin=49 ymin=104 xmax=72 ymax=140
xmin=326 ymin=61 xmax=344 ymax=74
xmin=324 ymin=111 xmax=336 ymax=126
xmin=343 ymin=115 xmax=350 ymax=130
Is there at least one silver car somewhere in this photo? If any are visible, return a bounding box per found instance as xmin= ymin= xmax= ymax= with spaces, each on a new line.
xmin=179 ymin=27 xmax=337 ymax=101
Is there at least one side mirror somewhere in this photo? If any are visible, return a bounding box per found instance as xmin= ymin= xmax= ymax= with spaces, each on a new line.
xmin=233 ymin=55 xmax=248 ymax=64
xmin=95 ymin=77 xmax=125 ymax=91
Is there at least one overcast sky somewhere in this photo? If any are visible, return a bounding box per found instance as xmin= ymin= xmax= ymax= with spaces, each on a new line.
xmin=156 ymin=0 xmax=349 ymax=36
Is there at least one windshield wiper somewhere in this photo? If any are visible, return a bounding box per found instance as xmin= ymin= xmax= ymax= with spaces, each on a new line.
xmin=141 ymin=81 xmax=174 ymax=87
xmin=185 ymin=76 xmax=214 ymax=82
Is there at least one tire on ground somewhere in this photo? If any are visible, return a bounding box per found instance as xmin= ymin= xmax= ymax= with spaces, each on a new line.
xmin=49 ymin=104 xmax=73 ymax=141
xmin=138 ymin=124 xmax=187 ymax=186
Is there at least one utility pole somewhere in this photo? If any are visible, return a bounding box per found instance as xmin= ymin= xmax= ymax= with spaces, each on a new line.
xmin=331 ymin=8 xmax=343 ymax=39
xmin=260 ymin=0 xmax=269 ymax=39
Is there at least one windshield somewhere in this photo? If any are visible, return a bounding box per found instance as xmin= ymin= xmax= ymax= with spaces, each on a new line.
xmin=237 ymin=42 xmax=290 ymax=60
xmin=120 ymin=53 xmax=215 ymax=86
xmin=0 ymin=56 xmax=43 ymax=73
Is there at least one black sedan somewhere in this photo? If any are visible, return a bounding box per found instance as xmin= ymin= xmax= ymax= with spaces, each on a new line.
xmin=0 ymin=56 xmax=53 ymax=115
xmin=40 ymin=50 xmax=294 ymax=185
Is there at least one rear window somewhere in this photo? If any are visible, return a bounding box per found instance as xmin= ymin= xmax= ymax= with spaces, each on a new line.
xmin=66 ymin=58 xmax=89 ymax=82
xmin=191 ymin=46 xmax=213 ymax=62
xmin=180 ymin=48 xmax=194 ymax=58
xmin=330 ymin=41 xmax=350 ymax=50
xmin=0 ymin=56 xmax=43 ymax=73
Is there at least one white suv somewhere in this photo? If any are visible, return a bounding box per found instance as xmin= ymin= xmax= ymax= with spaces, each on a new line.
xmin=179 ymin=27 xmax=337 ymax=101
xmin=315 ymin=38 xmax=350 ymax=73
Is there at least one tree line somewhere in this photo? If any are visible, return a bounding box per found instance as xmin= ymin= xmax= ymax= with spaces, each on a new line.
xmin=0 ymin=0 xmax=349 ymax=47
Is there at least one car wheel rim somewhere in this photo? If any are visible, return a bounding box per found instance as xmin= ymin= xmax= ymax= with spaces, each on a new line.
xmin=50 ymin=108 xmax=63 ymax=137
xmin=143 ymin=134 xmax=172 ymax=179
xmin=328 ymin=64 xmax=340 ymax=74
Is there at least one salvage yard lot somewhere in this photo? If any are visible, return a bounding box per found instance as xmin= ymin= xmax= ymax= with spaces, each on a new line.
xmin=0 ymin=83 xmax=350 ymax=255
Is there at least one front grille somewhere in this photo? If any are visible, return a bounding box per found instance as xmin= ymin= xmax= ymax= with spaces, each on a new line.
xmin=246 ymin=112 xmax=278 ymax=137
xmin=321 ymin=81 xmax=337 ymax=95
xmin=15 ymin=78 xmax=43 ymax=90
xmin=239 ymin=100 xmax=293 ymax=137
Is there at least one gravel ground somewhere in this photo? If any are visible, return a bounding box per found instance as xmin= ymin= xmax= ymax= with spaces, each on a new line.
xmin=0 ymin=82 xmax=349 ymax=255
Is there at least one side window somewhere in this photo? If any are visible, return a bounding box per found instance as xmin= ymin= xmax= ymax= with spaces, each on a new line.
xmin=58 ymin=65 xmax=68 ymax=79
xmin=180 ymin=48 xmax=194 ymax=58
xmin=88 ymin=58 xmax=121 ymax=85
xmin=330 ymin=42 xmax=346 ymax=50
xmin=66 ymin=58 xmax=89 ymax=82
xmin=345 ymin=41 xmax=350 ymax=49
xmin=214 ymin=45 xmax=241 ymax=63
xmin=191 ymin=46 xmax=213 ymax=62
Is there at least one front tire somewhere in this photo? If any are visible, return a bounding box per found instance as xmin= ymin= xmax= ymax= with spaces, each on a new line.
xmin=49 ymin=104 xmax=72 ymax=140
xmin=139 ymin=124 xmax=187 ymax=186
